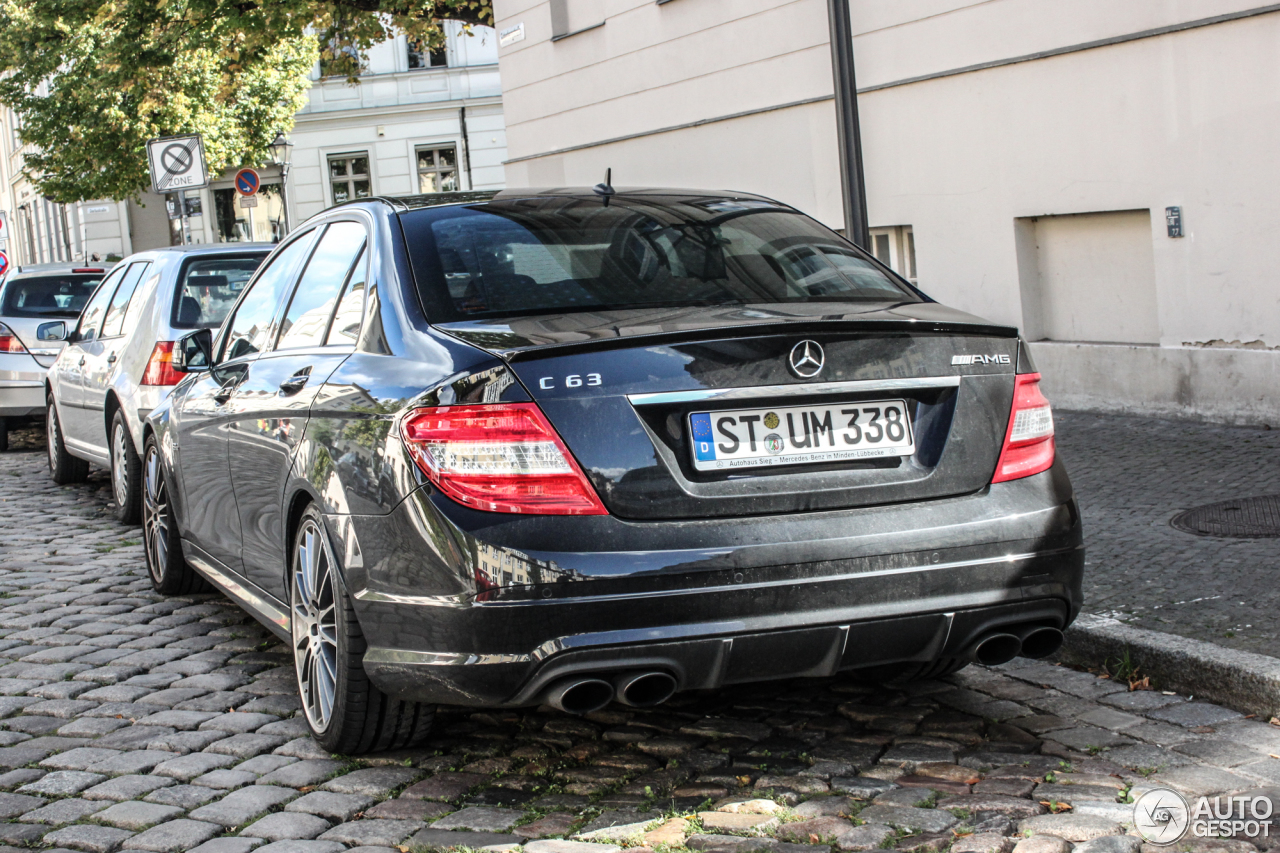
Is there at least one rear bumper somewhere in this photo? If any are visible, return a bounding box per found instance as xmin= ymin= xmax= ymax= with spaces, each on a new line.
xmin=340 ymin=460 xmax=1084 ymax=706
xmin=0 ymin=352 xmax=48 ymax=417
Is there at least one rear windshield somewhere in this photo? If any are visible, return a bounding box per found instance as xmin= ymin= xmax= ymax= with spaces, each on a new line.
xmin=172 ymin=254 xmax=268 ymax=329
xmin=1 ymin=274 xmax=103 ymax=319
xmin=401 ymin=196 xmax=919 ymax=321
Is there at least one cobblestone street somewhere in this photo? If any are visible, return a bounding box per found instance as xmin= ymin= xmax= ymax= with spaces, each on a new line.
xmin=1055 ymin=412 xmax=1280 ymax=656
xmin=2 ymin=425 xmax=1280 ymax=853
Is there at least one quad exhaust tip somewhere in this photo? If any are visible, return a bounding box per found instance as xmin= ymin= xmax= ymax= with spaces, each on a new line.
xmin=967 ymin=632 xmax=1023 ymax=666
xmin=965 ymin=625 xmax=1066 ymax=666
xmin=543 ymin=677 xmax=614 ymax=715
xmin=614 ymin=671 xmax=678 ymax=708
xmin=1019 ymin=625 xmax=1065 ymax=659
xmin=542 ymin=670 xmax=679 ymax=714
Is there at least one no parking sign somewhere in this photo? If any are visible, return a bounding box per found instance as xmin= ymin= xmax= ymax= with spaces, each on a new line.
xmin=0 ymin=250 xmax=9 ymax=278
xmin=234 ymin=168 xmax=261 ymax=196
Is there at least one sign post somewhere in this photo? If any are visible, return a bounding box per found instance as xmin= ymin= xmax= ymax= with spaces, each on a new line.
xmin=146 ymin=135 xmax=209 ymax=245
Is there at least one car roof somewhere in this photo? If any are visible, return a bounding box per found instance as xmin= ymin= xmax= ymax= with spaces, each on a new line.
xmin=330 ymin=188 xmax=783 ymax=214
xmin=130 ymin=243 xmax=276 ymax=257
xmin=5 ymin=264 xmax=110 ymax=279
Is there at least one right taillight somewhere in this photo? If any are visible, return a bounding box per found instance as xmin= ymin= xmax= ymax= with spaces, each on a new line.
xmin=0 ymin=323 xmax=27 ymax=354
xmin=400 ymin=403 xmax=608 ymax=516
xmin=992 ymin=372 xmax=1055 ymax=483
xmin=141 ymin=342 xmax=184 ymax=386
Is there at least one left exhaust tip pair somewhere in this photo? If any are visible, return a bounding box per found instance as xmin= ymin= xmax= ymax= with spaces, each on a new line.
xmin=542 ymin=670 xmax=678 ymax=715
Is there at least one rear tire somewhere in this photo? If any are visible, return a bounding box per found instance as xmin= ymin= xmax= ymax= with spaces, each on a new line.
xmin=0 ymin=418 xmax=8 ymax=452
xmin=290 ymin=505 xmax=434 ymax=754
xmin=47 ymin=401 xmax=89 ymax=484
xmin=851 ymin=657 xmax=970 ymax=685
xmin=142 ymin=434 xmax=209 ymax=595
xmin=110 ymin=411 xmax=143 ymax=525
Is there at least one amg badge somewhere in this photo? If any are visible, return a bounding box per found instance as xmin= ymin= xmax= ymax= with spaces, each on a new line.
xmin=952 ymin=354 xmax=1011 ymax=365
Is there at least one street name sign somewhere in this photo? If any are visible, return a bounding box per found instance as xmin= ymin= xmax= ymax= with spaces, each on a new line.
xmin=147 ymin=135 xmax=209 ymax=194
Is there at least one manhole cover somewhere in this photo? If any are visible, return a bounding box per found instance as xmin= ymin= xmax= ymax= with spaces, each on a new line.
xmin=1171 ymin=495 xmax=1280 ymax=538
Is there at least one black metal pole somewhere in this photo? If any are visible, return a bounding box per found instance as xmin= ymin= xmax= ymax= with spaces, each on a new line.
xmin=827 ymin=0 xmax=870 ymax=250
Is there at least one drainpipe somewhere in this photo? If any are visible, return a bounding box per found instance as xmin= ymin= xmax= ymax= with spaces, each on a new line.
xmin=827 ymin=0 xmax=870 ymax=250
xmin=460 ymin=106 xmax=474 ymax=191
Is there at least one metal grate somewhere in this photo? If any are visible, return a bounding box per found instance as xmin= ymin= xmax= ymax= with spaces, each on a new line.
xmin=1171 ymin=495 xmax=1280 ymax=538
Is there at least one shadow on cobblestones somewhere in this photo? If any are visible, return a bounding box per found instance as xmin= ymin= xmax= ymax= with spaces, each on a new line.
xmin=4 ymin=423 xmax=1280 ymax=853
xmin=1056 ymin=412 xmax=1280 ymax=656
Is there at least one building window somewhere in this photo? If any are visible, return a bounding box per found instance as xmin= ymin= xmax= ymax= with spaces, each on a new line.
xmin=869 ymin=225 xmax=917 ymax=285
xmin=407 ymin=38 xmax=447 ymax=69
xmin=416 ymin=147 xmax=459 ymax=193
xmin=550 ymin=0 xmax=605 ymax=40
xmin=328 ymin=154 xmax=371 ymax=204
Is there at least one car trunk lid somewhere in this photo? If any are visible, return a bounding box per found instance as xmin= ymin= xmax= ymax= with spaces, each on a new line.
xmin=434 ymin=302 xmax=1020 ymax=520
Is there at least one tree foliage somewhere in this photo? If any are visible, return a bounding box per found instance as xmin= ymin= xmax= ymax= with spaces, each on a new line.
xmin=0 ymin=1 xmax=493 ymax=203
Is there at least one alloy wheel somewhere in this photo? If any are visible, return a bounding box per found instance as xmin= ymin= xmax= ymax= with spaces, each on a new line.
xmin=292 ymin=518 xmax=339 ymax=733
xmin=112 ymin=422 xmax=130 ymax=508
xmin=142 ymin=444 xmax=168 ymax=584
xmin=46 ymin=404 xmax=59 ymax=472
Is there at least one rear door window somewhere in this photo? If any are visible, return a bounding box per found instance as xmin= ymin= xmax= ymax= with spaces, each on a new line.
xmin=75 ymin=270 xmax=124 ymax=343
xmin=326 ymin=246 xmax=367 ymax=346
xmin=222 ymin=229 xmax=319 ymax=361
xmin=276 ymin=221 xmax=367 ymax=351
xmin=100 ymin=262 xmax=152 ymax=338
xmin=1 ymin=274 xmax=105 ymax=319
xmin=173 ymin=255 xmax=268 ymax=329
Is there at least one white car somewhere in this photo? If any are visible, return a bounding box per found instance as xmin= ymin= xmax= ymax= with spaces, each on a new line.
xmin=0 ymin=264 xmax=108 ymax=451
xmin=43 ymin=244 xmax=270 ymax=522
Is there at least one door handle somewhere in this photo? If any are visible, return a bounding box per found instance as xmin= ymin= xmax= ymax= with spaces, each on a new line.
xmin=78 ymin=357 xmax=86 ymax=367
xmin=106 ymin=353 xmax=117 ymax=365
xmin=278 ymin=372 xmax=311 ymax=395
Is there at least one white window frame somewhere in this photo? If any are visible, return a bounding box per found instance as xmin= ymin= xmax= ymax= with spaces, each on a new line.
xmin=869 ymin=225 xmax=917 ymax=285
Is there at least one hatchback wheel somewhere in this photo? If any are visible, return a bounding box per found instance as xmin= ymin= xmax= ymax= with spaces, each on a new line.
xmin=142 ymin=434 xmax=208 ymax=594
xmin=291 ymin=504 xmax=434 ymax=753
xmin=111 ymin=411 xmax=143 ymax=524
xmin=0 ymin=417 xmax=8 ymax=452
xmin=47 ymin=401 xmax=88 ymax=484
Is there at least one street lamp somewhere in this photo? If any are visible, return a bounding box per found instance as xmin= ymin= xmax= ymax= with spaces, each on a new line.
xmin=269 ymin=131 xmax=294 ymax=237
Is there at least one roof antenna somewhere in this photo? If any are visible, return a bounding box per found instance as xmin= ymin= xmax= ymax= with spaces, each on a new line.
xmin=593 ymin=168 xmax=615 ymax=206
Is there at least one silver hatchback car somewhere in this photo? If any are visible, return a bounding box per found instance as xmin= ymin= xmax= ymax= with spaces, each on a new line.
xmin=44 ymin=244 xmax=270 ymax=521
xmin=0 ymin=264 xmax=108 ymax=451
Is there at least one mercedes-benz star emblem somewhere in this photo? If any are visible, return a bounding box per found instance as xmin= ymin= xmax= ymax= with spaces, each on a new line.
xmin=789 ymin=340 xmax=825 ymax=378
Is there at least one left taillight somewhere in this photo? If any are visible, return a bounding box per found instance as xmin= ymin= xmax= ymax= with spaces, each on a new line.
xmin=140 ymin=342 xmax=183 ymax=386
xmin=400 ymin=403 xmax=608 ymax=516
xmin=992 ymin=372 xmax=1055 ymax=483
xmin=0 ymin=323 xmax=27 ymax=354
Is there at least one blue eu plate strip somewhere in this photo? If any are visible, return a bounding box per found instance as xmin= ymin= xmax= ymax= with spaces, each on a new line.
xmin=689 ymin=413 xmax=716 ymax=461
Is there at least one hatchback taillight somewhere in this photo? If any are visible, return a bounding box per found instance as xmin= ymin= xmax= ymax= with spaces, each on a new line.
xmin=992 ymin=372 xmax=1055 ymax=483
xmin=401 ymin=403 xmax=607 ymax=515
xmin=0 ymin=323 xmax=26 ymax=354
xmin=140 ymin=342 xmax=183 ymax=386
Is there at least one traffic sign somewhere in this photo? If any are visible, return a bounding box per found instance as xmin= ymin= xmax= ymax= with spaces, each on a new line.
xmin=0 ymin=251 xmax=9 ymax=278
xmin=146 ymin=135 xmax=208 ymax=194
xmin=234 ymin=168 xmax=261 ymax=196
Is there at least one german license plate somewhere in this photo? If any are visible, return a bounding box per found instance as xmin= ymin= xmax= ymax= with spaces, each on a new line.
xmin=689 ymin=400 xmax=915 ymax=471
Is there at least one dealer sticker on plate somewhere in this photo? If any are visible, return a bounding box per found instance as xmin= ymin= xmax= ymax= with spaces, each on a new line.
xmin=689 ymin=400 xmax=915 ymax=471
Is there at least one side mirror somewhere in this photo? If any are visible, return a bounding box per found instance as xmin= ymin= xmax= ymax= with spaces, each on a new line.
xmin=173 ymin=328 xmax=213 ymax=373
xmin=37 ymin=321 xmax=68 ymax=342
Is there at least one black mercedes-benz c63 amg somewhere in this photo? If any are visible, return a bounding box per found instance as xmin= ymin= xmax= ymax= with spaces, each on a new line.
xmin=142 ymin=188 xmax=1083 ymax=754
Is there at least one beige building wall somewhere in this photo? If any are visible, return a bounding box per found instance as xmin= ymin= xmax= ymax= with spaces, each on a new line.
xmin=492 ymin=0 xmax=1280 ymax=425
